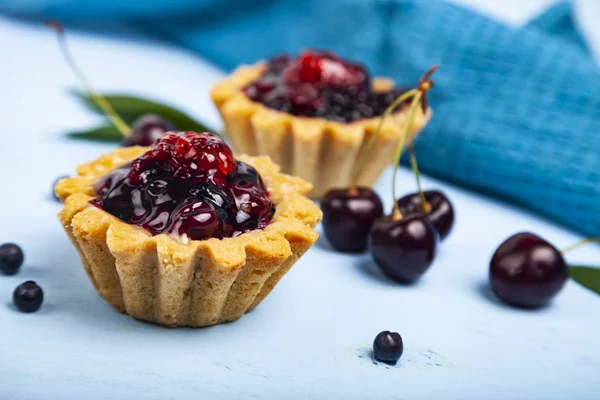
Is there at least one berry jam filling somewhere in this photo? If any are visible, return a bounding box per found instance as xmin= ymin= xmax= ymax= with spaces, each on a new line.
xmin=91 ymin=132 xmax=275 ymax=241
xmin=243 ymin=50 xmax=409 ymax=123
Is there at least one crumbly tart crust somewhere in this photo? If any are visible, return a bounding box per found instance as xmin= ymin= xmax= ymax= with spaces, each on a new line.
xmin=211 ymin=63 xmax=431 ymax=198
xmin=56 ymin=147 xmax=322 ymax=327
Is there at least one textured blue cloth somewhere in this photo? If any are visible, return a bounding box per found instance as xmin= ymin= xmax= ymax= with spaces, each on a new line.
xmin=2 ymin=0 xmax=599 ymax=236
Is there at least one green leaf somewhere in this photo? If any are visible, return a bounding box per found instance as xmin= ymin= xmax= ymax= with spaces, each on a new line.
xmin=71 ymin=90 xmax=219 ymax=137
xmin=67 ymin=124 xmax=123 ymax=142
xmin=570 ymin=265 xmax=600 ymax=296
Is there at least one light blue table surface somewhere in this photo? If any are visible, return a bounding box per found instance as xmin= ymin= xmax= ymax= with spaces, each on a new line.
xmin=1 ymin=15 xmax=600 ymax=400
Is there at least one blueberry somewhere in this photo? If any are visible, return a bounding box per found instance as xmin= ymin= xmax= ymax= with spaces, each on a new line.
xmin=0 ymin=243 xmax=24 ymax=275
xmin=13 ymin=281 xmax=44 ymax=313
xmin=373 ymin=331 xmax=404 ymax=365
xmin=52 ymin=175 xmax=70 ymax=201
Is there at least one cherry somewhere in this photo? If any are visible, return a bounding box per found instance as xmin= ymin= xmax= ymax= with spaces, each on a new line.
xmin=370 ymin=214 xmax=439 ymax=283
xmin=13 ymin=281 xmax=44 ymax=313
xmin=122 ymin=114 xmax=174 ymax=147
xmin=366 ymin=67 xmax=438 ymax=283
xmin=229 ymin=161 xmax=267 ymax=190
xmin=373 ymin=331 xmax=404 ymax=365
xmin=321 ymin=188 xmax=383 ymax=253
xmin=489 ymin=232 xmax=568 ymax=308
xmin=0 ymin=243 xmax=24 ymax=276
xmin=396 ymin=190 xmax=454 ymax=241
xmin=170 ymin=200 xmax=223 ymax=240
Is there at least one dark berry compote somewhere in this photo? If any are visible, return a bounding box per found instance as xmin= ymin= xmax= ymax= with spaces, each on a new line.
xmin=243 ymin=50 xmax=409 ymax=123
xmin=91 ymin=132 xmax=275 ymax=241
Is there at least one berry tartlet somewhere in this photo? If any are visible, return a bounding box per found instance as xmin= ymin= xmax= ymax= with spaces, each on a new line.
xmin=211 ymin=50 xmax=431 ymax=198
xmin=55 ymin=132 xmax=321 ymax=327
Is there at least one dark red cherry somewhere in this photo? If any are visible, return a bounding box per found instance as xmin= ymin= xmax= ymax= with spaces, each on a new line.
xmin=122 ymin=114 xmax=174 ymax=147
xmin=396 ymin=190 xmax=454 ymax=241
xmin=321 ymin=187 xmax=383 ymax=253
xmin=369 ymin=213 xmax=439 ymax=283
xmin=489 ymin=232 xmax=569 ymax=308
xmin=170 ymin=200 xmax=223 ymax=240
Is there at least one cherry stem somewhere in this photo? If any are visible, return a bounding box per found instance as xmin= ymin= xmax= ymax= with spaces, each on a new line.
xmin=391 ymin=91 xmax=423 ymax=218
xmin=402 ymin=65 xmax=438 ymax=214
xmin=418 ymin=65 xmax=438 ymax=113
xmin=560 ymin=238 xmax=600 ymax=254
xmin=47 ymin=21 xmax=132 ymax=137
xmin=408 ymin=142 xmax=430 ymax=213
xmin=350 ymin=88 xmax=418 ymax=187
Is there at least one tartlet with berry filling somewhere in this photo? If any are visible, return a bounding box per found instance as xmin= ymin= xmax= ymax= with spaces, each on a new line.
xmin=55 ymin=131 xmax=321 ymax=327
xmin=211 ymin=50 xmax=431 ymax=198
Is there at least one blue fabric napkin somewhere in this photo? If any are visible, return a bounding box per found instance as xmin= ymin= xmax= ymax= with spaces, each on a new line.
xmin=2 ymin=0 xmax=599 ymax=236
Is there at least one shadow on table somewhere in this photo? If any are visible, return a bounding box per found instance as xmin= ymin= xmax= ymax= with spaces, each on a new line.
xmin=474 ymin=280 xmax=552 ymax=311
xmin=355 ymin=257 xmax=427 ymax=289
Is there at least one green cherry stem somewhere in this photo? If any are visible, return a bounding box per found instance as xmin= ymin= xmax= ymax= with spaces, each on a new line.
xmin=47 ymin=21 xmax=132 ymax=137
xmin=391 ymin=91 xmax=423 ymax=220
xmin=350 ymin=89 xmax=419 ymax=187
xmin=560 ymin=237 xmax=600 ymax=254
xmin=404 ymin=67 xmax=437 ymax=214
xmin=390 ymin=66 xmax=437 ymax=219
xmin=408 ymin=142 xmax=430 ymax=213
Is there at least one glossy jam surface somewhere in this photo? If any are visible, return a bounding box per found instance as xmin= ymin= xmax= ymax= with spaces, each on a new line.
xmin=92 ymin=132 xmax=275 ymax=241
xmin=243 ymin=50 xmax=408 ymax=123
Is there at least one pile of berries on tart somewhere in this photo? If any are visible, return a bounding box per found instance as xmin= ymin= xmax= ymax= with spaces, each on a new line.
xmin=92 ymin=131 xmax=275 ymax=241
xmin=243 ymin=50 xmax=411 ymax=122
xmin=55 ymin=131 xmax=321 ymax=327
